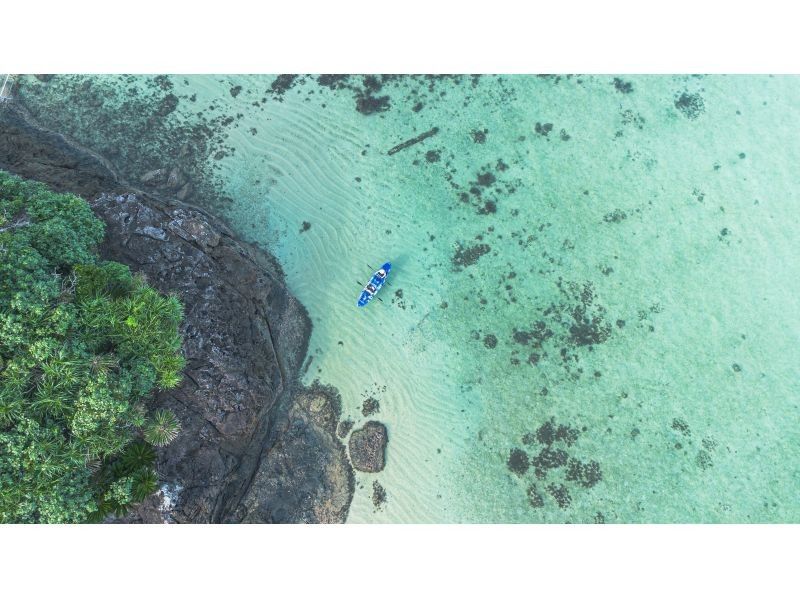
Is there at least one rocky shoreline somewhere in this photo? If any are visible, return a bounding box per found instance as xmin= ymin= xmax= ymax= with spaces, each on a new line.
xmin=0 ymin=99 xmax=355 ymax=523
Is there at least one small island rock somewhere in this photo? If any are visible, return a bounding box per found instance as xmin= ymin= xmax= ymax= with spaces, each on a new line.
xmin=348 ymin=421 xmax=388 ymax=472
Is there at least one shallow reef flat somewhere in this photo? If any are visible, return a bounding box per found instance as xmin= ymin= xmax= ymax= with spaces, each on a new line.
xmin=11 ymin=74 xmax=800 ymax=522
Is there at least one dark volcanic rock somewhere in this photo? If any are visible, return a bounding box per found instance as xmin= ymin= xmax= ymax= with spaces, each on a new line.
xmin=348 ymin=421 xmax=388 ymax=472
xmin=0 ymin=101 xmax=122 ymax=197
xmin=337 ymin=419 xmax=354 ymax=438
xmin=235 ymin=383 xmax=354 ymax=523
xmin=0 ymin=101 xmax=354 ymax=523
xmin=89 ymin=193 xmax=328 ymax=523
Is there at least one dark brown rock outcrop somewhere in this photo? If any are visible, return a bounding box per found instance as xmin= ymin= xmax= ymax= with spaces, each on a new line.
xmin=348 ymin=421 xmax=388 ymax=473
xmin=0 ymin=100 xmax=354 ymax=523
xmin=235 ymin=383 xmax=354 ymax=523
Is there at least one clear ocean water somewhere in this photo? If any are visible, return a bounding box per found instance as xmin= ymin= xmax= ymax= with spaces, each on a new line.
xmin=14 ymin=74 xmax=799 ymax=522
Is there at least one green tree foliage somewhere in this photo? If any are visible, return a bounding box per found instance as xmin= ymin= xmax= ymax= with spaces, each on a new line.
xmin=0 ymin=171 xmax=185 ymax=522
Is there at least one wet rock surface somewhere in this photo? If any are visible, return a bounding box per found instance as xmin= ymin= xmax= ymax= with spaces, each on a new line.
xmin=0 ymin=101 xmax=354 ymax=523
xmin=0 ymin=100 xmax=122 ymax=196
xmin=10 ymin=75 xmax=236 ymax=212
xmin=348 ymin=421 xmax=388 ymax=473
xmin=234 ymin=383 xmax=354 ymax=523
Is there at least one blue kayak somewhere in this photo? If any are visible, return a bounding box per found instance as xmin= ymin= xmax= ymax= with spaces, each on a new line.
xmin=357 ymin=262 xmax=391 ymax=307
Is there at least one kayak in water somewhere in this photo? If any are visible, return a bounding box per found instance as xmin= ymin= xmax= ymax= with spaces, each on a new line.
xmin=357 ymin=262 xmax=391 ymax=307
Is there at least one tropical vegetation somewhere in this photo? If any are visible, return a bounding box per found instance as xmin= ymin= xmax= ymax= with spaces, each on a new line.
xmin=0 ymin=171 xmax=184 ymax=522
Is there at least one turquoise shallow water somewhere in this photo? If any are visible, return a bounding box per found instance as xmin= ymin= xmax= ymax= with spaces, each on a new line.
xmin=14 ymin=74 xmax=800 ymax=522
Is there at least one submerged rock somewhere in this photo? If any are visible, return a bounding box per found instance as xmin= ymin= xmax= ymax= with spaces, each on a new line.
xmin=348 ymin=421 xmax=388 ymax=472
xmin=452 ymin=241 xmax=491 ymax=271
xmin=362 ymin=398 xmax=380 ymax=417
xmin=372 ymin=481 xmax=387 ymax=509
xmin=674 ymin=91 xmax=705 ymax=119
xmin=507 ymin=448 xmax=530 ymax=476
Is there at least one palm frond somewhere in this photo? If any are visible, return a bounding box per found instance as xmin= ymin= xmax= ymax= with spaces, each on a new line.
xmin=143 ymin=409 xmax=181 ymax=447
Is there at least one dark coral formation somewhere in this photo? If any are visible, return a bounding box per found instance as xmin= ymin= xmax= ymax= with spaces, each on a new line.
xmin=449 ymin=158 xmax=520 ymax=216
xmin=315 ymin=74 xmax=392 ymax=115
xmin=513 ymin=321 xmax=554 ymax=350
xmin=372 ymin=481 xmax=387 ymax=509
xmin=269 ymin=74 xmax=299 ymax=98
xmin=452 ymin=242 xmax=491 ymax=270
xmin=696 ymin=450 xmax=714 ymax=470
xmin=510 ymin=417 xmax=603 ymax=514
xmin=603 ymin=208 xmax=628 ymax=223
xmin=362 ymin=398 xmax=380 ymax=417
xmin=509 ymin=281 xmax=612 ymax=379
xmin=613 ymin=78 xmax=634 ymax=94
xmin=316 ymin=74 xmax=350 ymax=90
xmin=668 ymin=417 xmax=721 ymax=473
xmin=621 ymin=109 xmax=645 ymax=130
xmin=565 ymin=458 xmax=603 ymax=488
xmin=471 ymin=128 xmax=488 ymax=143
xmin=507 ymin=448 xmax=530 ymax=476
xmin=562 ymin=281 xmax=612 ymax=348
xmin=532 ymin=447 xmax=569 ymax=479
xmin=315 ymin=74 xmax=480 ymax=116
xmin=547 ymin=483 xmax=572 ymax=509
xmin=536 ymin=419 xmax=580 ymax=447
xmin=527 ymin=485 xmax=545 ymax=508
xmin=674 ymin=91 xmax=705 ymax=119
xmin=671 ymin=418 xmax=691 ymax=437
